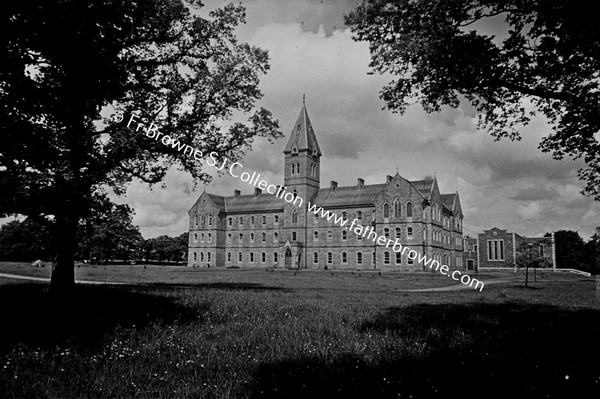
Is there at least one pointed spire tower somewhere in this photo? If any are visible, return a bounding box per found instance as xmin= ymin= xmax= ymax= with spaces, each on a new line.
xmin=283 ymin=95 xmax=321 ymax=202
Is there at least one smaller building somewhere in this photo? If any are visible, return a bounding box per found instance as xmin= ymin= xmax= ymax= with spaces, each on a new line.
xmin=464 ymin=227 xmax=555 ymax=271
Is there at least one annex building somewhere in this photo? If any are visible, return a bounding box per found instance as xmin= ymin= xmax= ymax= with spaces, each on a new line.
xmin=188 ymin=100 xmax=465 ymax=270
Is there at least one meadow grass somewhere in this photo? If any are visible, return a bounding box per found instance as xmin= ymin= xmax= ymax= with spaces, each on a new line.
xmin=0 ymin=263 xmax=598 ymax=398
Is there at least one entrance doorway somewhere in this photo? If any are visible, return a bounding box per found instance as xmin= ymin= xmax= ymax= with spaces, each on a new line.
xmin=285 ymin=248 xmax=292 ymax=269
xmin=467 ymin=259 xmax=475 ymax=271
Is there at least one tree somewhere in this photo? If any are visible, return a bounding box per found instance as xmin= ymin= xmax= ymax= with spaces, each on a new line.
xmin=1 ymin=1 xmax=281 ymax=293
xmin=582 ymin=233 xmax=600 ymax=275
xmin=0 ymin=218 xmax=54 ymax=262
xmin=553 ymin=230 xmax=585 ymax=269
xmin=346 ymin=0 xmax=600 ymax=199
xmin=77 ymin=203 xmax=143 ymax=264
xmin=515 ymin=240 xmax=551 ymax=287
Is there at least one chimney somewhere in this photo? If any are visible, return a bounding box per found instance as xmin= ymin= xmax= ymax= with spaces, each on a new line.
xmin=357 ymin=178 xmax=364 ymax=188
xmin=386 ymin=175 xmax=393 ymax=183
xmin=234 ymin=190 xmax=241 ymax=197
xmin=330 ymin=181 xmax=338 ymax=191
xmin=254 ymin=188 xmax=262 ymax=196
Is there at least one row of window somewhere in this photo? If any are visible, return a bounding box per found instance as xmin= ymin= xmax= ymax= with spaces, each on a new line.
xmin=382 ymin=200 xmax=414 ymax=219
xmin=227 ymin=215 xmax=280 ymax=227
xmin=192 ymin=251 xmax=463 ymax=267
xmin=290 ymin=161 xmax=318 ymax=177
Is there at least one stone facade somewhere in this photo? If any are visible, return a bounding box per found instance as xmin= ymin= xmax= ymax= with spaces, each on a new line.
xmin=465 ymin=227 xmax=554 ymax=270
xmin=188 ymin=101 xmax=465 ymax=270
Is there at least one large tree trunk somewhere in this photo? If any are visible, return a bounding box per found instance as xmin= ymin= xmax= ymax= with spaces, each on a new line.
xmin=50 ymin=215 xmax=78 ymax=293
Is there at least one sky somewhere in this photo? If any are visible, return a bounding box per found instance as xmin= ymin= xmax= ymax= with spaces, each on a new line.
xmin=18 ymin=0 xmax=599 ymax=240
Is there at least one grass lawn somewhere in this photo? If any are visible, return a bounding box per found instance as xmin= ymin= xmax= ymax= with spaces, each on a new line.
xmin=0 ymin=262 xmax=598 ymax=398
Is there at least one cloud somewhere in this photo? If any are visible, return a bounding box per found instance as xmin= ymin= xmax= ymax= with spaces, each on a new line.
xmin=111 ymin=6 xmax=599 ymax=240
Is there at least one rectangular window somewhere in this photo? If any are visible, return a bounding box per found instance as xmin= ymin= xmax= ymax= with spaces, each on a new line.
xmin=487 ymin=239 xmax=505 ymax=261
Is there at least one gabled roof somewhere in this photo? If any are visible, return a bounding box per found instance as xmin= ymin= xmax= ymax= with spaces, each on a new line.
xmin=312 ymin=184 xmax=386 ymax=208
xmin=283 ymin=100 xmax=322 ymax=156
xmin=440 ymin=193 xmax=457 ymax=211
xmin=206 ymin=193 xmax=285 ymax=213
xmin=410 ymin=179 xmax=434 ymax=199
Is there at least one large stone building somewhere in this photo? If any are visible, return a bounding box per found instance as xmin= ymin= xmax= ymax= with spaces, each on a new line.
xmin=188 ymin=101 xmax=465 ymax=270
xmin=463 ymin=227 xmax=555 ymax=271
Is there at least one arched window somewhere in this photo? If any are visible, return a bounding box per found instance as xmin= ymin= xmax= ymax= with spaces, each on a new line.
xmin=396 ymin=252 xmax=402 ymax=264
xmin=201 ymin=233 xmax=205 ymax=242
xmin=194 ymin=214 xmax=198 ymax=226
xmin=262 ymin=215 xmax=266 ymax=225
xmin=228 ymin=217 xmax=232 ymax=226
xmin=292 ymin=231 xmax=297 ymax=241
xmin=208 ymin=233 xmax=212 ymax=242
xmin=201 ymin=212 xmax=205 ymax=226
xmin=239 ymin=217 xmax=243 ymax=226
xmin=239 ymin=233 xmax=243 ymax=241
xmin=297 ymin=162 xmax=300 ymax=173
xmin=384 ymin=251 xmax=390 ymax=264
xmin=193 ymin=252 xmax=197 ymax=262
xmin=384 ymin=228 xmax=390 ymax=238
xmin=292 ymin=189 xmax=298 ymax=199
xmin=406 ymin=202 xmax=413 ymax=218
xmin=314 ymin=252 xmax=319 ymax=263
xmin=313 ymin=231 xmax=319 ymax=241
xmin=327 ymin=252 xmax=333 ymax=264
xmin=227 ymin=252 xmax=231 ymax=262
xmin=274 ymin=215 xmax=279 ymax=224
xmin=292 ymin=210 xmax=298 ymax=224
xmin=274 ymin=232 xmax=279 ymax=242
xmin=250 ymin=252 xmax=254 ymax=263
xmin=383 ymin=203 xmax=390 ymax=218
xmin=250 ymin=233 xmax=255 ymax=242
xmin=227 ymin=233 xmax=232 ymax=243
xmin=342 ymin=211 xmax=347 ymax=220
xmin=238 ymin=252 xmax=242 ymax=262
xmin=395 ymin=227 xmax=401 ymax=238
xmin=262 ymin=232 xmax=266 ymax=242
xmin=274 ymin=252 xmax=278 ymax=263
xmin=193 ymin=233 xmax=198 ymax=242
xmin=357 ymin=252 xmax=363 ymax=264
xmin=200 ymin=252 xmax=204 ymax=262
xmin=357 ymin=211 xmax=362 ymax=221
xmin=251 ymin=216 xmax=255 ymax=226
xmin=208 ymin=214 xmax=213 ymax=226
xmin=394 ymin=198 xmax=401 ymax=217
xmin=261 ymin=252 xmax=266 ymax=263
xmin=342 ymin=230 xmax=347 ymax=240
xmin=327 ymin=230 xmax=333 ymax=241
xmin=207 ymin=252 xmax=211 ymax=262
xmin=407 ymin=227 xmax=413 ymax=237
xmin=291 ymin=163 xmax=295 ymax=175
xmin=342 ymin=252 xmax=347 ymax=264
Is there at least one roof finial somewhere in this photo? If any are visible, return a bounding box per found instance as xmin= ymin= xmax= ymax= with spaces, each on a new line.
xmin=303 ymin=93 xmax=305 ymax=105
xmin=396 ymin=165 xmax=399 ymax=174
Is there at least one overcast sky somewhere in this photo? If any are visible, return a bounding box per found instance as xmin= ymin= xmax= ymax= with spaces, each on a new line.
xmin=107 ymin=0 xmax=599 ymax=240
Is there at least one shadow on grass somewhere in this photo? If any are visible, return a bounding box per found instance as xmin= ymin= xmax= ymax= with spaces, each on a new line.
xmin=140 ymin=282 xmax=290 ymax=292
xmin=0 ymin=282 xmax=204 ymax=354
xmin=248 ymin=302 xmax=600 ymax=399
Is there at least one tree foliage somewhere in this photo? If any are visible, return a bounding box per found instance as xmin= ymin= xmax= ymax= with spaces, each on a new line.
xmin=553 ymin=230 xmax=586 ymax=269
xmin=346 ymin=0 xmax=600 ymax=199
xmin=0 ymin=218 xmax=54 ymax=262
xmin=0 ymin=0 xmax=281 ymax=291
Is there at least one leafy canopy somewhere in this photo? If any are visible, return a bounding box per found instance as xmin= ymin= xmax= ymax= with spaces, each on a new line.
xmin=346 ymin=0 xmax=600 ymax=199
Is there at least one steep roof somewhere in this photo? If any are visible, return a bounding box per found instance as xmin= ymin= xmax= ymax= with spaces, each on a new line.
xmin=283 ymin=100 xmax=322 ymax=156
xmin=411 ymin=179 xmax=434 ymax=198
xmin=206 ymin=193 xmax=285 ymax=213
xmin=312 ymin=184 xmax=387 ymax=208
xmin=440 ymin=193 xmax=457 ymax=211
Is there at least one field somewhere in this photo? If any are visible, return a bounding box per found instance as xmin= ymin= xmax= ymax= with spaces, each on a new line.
xmin=0 ymin=262 xmax=598 ymax=398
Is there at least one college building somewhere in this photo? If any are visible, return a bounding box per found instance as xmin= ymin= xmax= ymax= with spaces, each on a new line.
xmin=188 ymin=100 xmax=465 ymax=270
xmin=464 ymin=227 xmax=555 ymax=271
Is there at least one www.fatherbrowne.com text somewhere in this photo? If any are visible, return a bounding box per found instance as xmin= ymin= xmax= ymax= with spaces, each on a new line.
xmin=125 ymin=111 xmax=484 ymax=291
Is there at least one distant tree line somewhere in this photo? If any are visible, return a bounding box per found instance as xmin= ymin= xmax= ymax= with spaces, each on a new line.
xmin=554 ymin=230 xmax=600 ymax=274
xmin=0 ymin=207 xmax=188 ymax=264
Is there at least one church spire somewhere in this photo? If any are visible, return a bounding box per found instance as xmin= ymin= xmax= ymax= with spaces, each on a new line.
xmin=283 ymin=96 xmax=322 ymax=156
